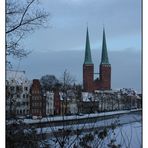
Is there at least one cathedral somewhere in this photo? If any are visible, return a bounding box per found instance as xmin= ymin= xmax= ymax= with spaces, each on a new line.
xmin=83 ymin=28 xmax=111 ymax=92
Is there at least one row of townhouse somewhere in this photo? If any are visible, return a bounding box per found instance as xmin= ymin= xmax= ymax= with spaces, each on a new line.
xmin=79 ymin=89 xmax=142 ymax=113
xmin=6 ymin=70 xmax=142 ymax=118
xmin=6 ymin=71 xmax=54 ymax=117
xmin=30 ymin=81 xmax=78 ymax=116
xmin=6 ymin=70 xmax=78 ymax=118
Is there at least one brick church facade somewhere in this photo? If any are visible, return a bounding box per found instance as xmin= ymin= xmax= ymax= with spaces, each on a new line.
xmin=83 ymin=28 xmax=111 ymax=92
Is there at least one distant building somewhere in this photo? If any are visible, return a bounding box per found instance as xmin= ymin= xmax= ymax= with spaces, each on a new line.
xmin=67 ymin=90 xmax=78 ymax=114
xmin=30 ymin=79 xmax=46 ymax=117
xmin=54 ymin=89 xmax=61 ymax=115
xmin=83 ymin=28 xmax=111 ymax=92
xmin=69 ymin=100 xmax=78 ymax=114
xmin=45 ymin=91 xmax=54 ymax=115
xmin=79 ymin=92 xmax=99 ymax=113
xmin=80 ymin=89 xmax=141 ymax=114
xmin=6 ymin=70 xmax=31 ymax=117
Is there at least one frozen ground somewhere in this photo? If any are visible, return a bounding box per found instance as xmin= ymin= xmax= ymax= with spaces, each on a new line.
xmin=39 ymin=121 xmax=142 ymax=148
xmin=111 ymin=122 xmax=141 ymax=148
xmin=38 ymin=113 xmax=142 ymax=148
xmin=36 ymin=111 xmax=141 ymax=134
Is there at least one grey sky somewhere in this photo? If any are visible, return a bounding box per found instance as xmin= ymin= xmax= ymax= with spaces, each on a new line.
xmin=11 ymin=0 xmax=141 ymax=92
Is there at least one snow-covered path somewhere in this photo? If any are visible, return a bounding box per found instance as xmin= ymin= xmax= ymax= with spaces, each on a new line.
xmin=23 ymin=109 xmax=141 ymax=124
xmin=36 ymin=111 xmax=141 ymax=135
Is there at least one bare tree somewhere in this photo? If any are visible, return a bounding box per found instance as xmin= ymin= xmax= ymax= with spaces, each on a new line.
xmin=60 ymin=69 xmax=76 ymax=90
xmin=6 ymin=0 xmax=49 ymax=59
xmin=60 ymin=69 xmax=76 ymax=115
xmin=6 ymin=71 xmax=142 ymax=147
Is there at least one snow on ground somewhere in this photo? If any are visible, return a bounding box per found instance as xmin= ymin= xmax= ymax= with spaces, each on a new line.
xmin=39 ymin=120 xmax=142 ymax=148
xmin=35 ymin=110 xmax=142 ymax=147
xmin=22 ymin=109 xmax=141 ymax=124
xmin=112 ymin=122 xmax=142 ymax=148
xmin=36 ymin=113 xmax=141 ymax=134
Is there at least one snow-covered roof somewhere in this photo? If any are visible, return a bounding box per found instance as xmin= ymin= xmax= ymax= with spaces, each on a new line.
xmin=82 ymin=92 xmax=94 ymax=102
xmin=94 ymin=90 xmax=118 ymax=94
xmin=120 ymin=88 xmax=137 ymax=97
xmin=59 ymin=92 xmax=73 ymax=101
xmin=46 ymin=91 xmax=54 ymax=95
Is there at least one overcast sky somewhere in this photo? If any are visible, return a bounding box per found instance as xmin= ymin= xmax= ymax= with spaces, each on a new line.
xmin=11 ymin=0 xmax=141 ymax=92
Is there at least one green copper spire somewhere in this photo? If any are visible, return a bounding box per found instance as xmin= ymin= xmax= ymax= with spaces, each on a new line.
xmin=84 ymin=28 xmax=93 ymax=64
xmin=101 ymin=28 xmax=109 ymax=64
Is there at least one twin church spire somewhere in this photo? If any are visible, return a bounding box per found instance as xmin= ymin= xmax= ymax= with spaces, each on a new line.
xmin=101 ymin=28 xmax=109 ymax=64
xmin=83 ymin=27 xmax=111 ymax=91
xmin=84 ymin=27 xmax=93 ymax=64
xmin=84 ymin=27 xmax=110 ymax=65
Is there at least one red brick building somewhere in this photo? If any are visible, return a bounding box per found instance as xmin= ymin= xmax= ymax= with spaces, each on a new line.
xmin=53 ymin=89 xmax=61 ymax=115
xmin=83 ymin=28 xmax=111 ymax=92
xmin=30 ymin=79 xmax=46 ymax=116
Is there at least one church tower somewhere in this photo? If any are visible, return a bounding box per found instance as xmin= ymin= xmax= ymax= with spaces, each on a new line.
xmin=83 ymin=28 xmax=94 ymax=92
xmin=99 ymin=28 xmax=111 ymax=90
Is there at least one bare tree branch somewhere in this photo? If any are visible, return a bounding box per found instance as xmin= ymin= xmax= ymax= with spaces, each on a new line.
xmin=6 ymin=0 xmax=49 ymax=59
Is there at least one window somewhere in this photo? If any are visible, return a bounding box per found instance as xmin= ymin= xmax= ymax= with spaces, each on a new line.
xmin=10 ymin=86 xmax=15 ymax=91
xmin=16 ymin=86 xmax=22 ymax=92
xmin=26 ymin=102 xmax=29 ymax=106
xmin=17 ymin=102 xmax=20 ymax=106
xmin=23 ymin=94 xmax=25 ymax=98
xmin=16 ymin=110 xmax=19 ymax=114
xmin=17 ymin=94 xmax=20 ymax=98
xmin=24 ymin=87 xmax=28 ymax=91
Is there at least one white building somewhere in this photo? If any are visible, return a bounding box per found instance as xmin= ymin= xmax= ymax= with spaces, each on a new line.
xmin=6 ymin=70 xmax=31 ymax=117
xmin=69 ymin=99 xmax=78 ymax=114
xmin=45 ymin=91 xmax=54 ymax=115
xmin=59 ymin=90 xmax=78 ymax=115
xmin=80 ymin=89 xmax=141 ymax=113
xmin=67 ymin=90 xmax=78 ymax=114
